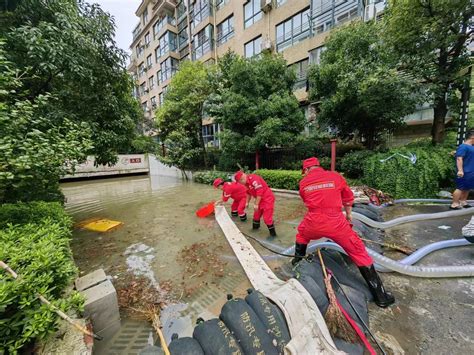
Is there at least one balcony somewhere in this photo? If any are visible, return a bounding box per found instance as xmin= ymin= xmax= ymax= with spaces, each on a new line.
xmin=192 ymin=40 xmax=213 ymax=60
xmin=153 ymin=0 xmax=178 ymax=14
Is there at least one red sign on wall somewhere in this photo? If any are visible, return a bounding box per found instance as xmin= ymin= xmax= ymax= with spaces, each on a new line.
xmin=130 ymin=158 xmax=142 ymax=164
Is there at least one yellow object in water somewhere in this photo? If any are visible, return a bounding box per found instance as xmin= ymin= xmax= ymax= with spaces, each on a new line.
xmin=81 ymin=219 xmax=123 ymax=232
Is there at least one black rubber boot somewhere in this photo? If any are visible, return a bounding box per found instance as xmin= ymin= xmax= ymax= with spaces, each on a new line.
xmin=291 ymin=243 xmax=307 ymax=266
xmin=231 ymin=211 xmax=238 ymax=217
xmin=267 ymin=224 xmax=277 ymax=237
xmin=240 ymin=213 xmax=247 ymax=222
xmin=252 ymin=219 xmax=260 ymax=230
xmin=359 ymin=265 xmax=395 ymax=308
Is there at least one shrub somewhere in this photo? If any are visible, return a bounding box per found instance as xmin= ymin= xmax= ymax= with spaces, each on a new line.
xmin=193 ymin=170 xmax=233 ymax=185
xmin=0 ymin=203 xmax=82 ymax=353
xmin=255 ymin=169 xmax=302 ymax=191
xmin=362 ymin=144 xmax=454 ymax=198
xmin=340 ymin=150 xmax=374 ymax=178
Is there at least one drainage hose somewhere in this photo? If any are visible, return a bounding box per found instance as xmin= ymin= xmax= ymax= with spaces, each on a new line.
xmin=223 ymin=238 xmax=474 ymax=277
xmin=353 ymin=207 xmax=474 ymax=229
xmin=393 ymin=199 xmax=474 ymax=205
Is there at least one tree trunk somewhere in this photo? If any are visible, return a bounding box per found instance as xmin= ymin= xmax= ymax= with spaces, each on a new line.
xmin=431 ymin=94 xmax=448 ymax=145
xmin=198 ymin=107 xmax=208 ymax=168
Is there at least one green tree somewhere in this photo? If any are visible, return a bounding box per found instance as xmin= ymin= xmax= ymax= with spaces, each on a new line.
xmin=0 ymin=42 xmax=93 ymax=203
xmin=210 ymin=52 xmax=305 ymax=168
xmin=1 ymin=0 xmax=142 ymax=165
xmin=383 ymin=0 xmax=473 ymax=144
xmin=156 ymin=61 xmax=213 ymax=174
xmin=308 ymin=21 xmax=419 ymax=149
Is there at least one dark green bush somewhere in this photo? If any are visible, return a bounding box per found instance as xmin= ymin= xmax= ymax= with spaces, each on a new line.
xmin=0 ymin=203 xmax=82 ymax=353
xmin=340 ymin=150 xmax=374 ymax=178
xmin=193 ymin=170 xmax=232 ymax=185
xmin=362 ymin=144 xmax=454 ymax=198
xmin=255 ymin=169 xmax=302 ymax=190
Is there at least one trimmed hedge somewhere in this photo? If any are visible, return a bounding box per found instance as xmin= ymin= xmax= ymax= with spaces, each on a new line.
xmin=193 ymin=170 xmax=233 ymax=185
xmin=362 ymin=144 xmax=454 ymax=198
xmin=255 ymin=169 xmax=302 ymax=191
xmin=0 ymin=202 xmax=83 ymax=353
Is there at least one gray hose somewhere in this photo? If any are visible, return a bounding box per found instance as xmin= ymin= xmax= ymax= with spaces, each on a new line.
xmin=353 ymin=207 xmax=474 ymax=229
xmin=393 ymin=198 xmax=474 ymax=205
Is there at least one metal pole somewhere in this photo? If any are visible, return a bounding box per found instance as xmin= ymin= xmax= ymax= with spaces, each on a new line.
xmin=255 ymin=151 xmax=260 ymax=170
xmin=456 ymin=66 xmax=472 ymax=146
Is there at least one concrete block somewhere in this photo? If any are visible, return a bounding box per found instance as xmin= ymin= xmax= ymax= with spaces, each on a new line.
xmin=82 ymin=279 xmax=120 ymax=333
xmin=75 ymin=269 xmax=107 ymax=292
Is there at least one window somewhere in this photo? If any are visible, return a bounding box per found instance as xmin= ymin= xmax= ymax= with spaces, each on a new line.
xmin=276 ymin=0 xmax=287 ymax=6
xmin=191 ymin=0 xmax=211 ymax=28
xmin=136 ymin=42 xmax=144 ymax=57
xmin=138 ymin=62 xmax=145 ymax=77
xmin=244 ymin=36 xmax=262 ymax=58
xmin=192 ymin=25 xmax=213 ymax=60
xmin=156 ymin=70 xmax=161 ymax=85
xmin=151 ymin=96 xmax=157 ymax=109
xmin=217 ymin=16 xmax=234 ymax=46
xmin=276 ymin=8 xmax=310 ymax=52
xmin=202 ymin=123 xmax=220 ymax=147
xmin=177 ymin=0 xmax=187 ymax=20
xmin=148 ymin=76 xmax=155 ymax=90
xmin=216 ymin=0 xmax=230 ymax=10
xmin=142 ymin=7 xmax=148 ymax=25
xmin=139 ymin=82 xmax=146 ymax=96
xmin=141 ymin=101 xmax=148 ymax=112
xmin=153 ymin=16 xmax=176 ymax=39
xmin=159 ymin=92 xmax=164 ymax=106
xmin=146 ymin=55 xmax=152 ymax=68
xmin=145 ymin=32 xmax=151 ymax=47
xmin=244 ymin=0 xmax=262 ymax=29
xmin=309 ymin=46 xmax=326 ymax=65
xmin=178 ymin=27 xmax=188 ymax=48
xmin=290 ymin=58 xmax=309 ymax=90
xmin=159 ymin=31 xmax=178 ymax=57
xmin=160 ymin=57 xmax=179 ymax=82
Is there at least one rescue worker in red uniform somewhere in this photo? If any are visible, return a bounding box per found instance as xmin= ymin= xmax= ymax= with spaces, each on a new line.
xmin=292 ymin=157 xmax=395 ymax=308
xmin=235 ymin=171 xmax=277 ymax=237
xmin=213 ymin=178 xmax=248 ymax=221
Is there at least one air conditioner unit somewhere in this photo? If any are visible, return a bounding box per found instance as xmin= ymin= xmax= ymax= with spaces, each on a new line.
xmin=261 ymin=0 xmax=272 ymax=13
xmin=261 ymin=38 xmax=273 ymax=52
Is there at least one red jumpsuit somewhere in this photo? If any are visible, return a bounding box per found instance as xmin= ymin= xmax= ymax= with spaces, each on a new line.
xmin=222 ymin=182 xmax=248 ymax=217
xmin=296 ymin=168 xmax=372 ymax=267
xmin=246 ymin=174 xmax=275 ymax=225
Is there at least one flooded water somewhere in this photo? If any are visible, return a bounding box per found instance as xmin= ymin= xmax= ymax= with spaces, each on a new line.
xmin=61 ymin=175 xmax=304 ymax=354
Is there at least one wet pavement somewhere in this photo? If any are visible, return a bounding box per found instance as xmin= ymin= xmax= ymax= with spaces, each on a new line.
xmin=61 ymin=176 xmax=474 ymax=354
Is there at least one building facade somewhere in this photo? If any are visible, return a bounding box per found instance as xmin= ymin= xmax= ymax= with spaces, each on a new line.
xmin=128 ymin=0 xmax=385 ymax=141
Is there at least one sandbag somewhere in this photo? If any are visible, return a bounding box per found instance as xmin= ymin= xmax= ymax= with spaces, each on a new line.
xmin=168 ymin=337 xmax=204 ymax=355
xmin=220 ymin=298 xmax=279 ymax=355
xmin=245 ymin=289 xmax=290 ymax=353
xmin=294 ymin=274 xmax=329 ymax=314
xmin=334 ymin=338 xmax=364 ymax=355
xmin=193 ymin=318 xmax=243 ymax=355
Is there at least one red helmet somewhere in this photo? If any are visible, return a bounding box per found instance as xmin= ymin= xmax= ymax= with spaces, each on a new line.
xmin=213 ymin=178 xmax=224 ymax=188
xmin=234 ymin=171 xmax=244 ymax=181
xmin=302 ymin=157 xmax=320 ymax=174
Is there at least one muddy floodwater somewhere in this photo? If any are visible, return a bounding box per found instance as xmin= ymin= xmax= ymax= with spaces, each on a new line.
xmin=62 ymin=175 xmax=474 ymax=354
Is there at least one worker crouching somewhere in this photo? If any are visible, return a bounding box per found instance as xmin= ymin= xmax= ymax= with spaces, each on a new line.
xmin=235 ymin=171 xmax=277 ymax=238
xmin=292 ymin=157 xmax=395 ymax=308
xmin=213 ymin=178 xmax=248 ymax=221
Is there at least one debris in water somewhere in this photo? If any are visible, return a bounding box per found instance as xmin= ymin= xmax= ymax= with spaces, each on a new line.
xmin=124 ymin=243 xmax=159 ymax=289
xmin=438 ymin=225 xmax=451 ymax=230
xmin=76 ymin=218 xmax=123 ymax=232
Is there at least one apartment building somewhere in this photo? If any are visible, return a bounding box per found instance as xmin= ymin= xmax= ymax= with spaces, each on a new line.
xmin=128 ymin=0 xmax=384 ymax=142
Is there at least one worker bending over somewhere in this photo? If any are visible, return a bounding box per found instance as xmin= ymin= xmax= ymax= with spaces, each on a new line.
xmin=292 ymin=157 xmax=395 ymax=308
xmin=235 ymin=171 xmax=276 ymax=238
xmin=213 ymin=178 xmax=248 ymax=221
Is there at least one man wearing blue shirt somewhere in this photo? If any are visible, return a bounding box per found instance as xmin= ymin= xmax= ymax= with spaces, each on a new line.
xmin=451 ymin=130 xmax=474 ymax=209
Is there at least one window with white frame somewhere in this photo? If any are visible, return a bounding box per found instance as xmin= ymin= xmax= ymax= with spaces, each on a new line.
xmin=290 ymin=58 xmax=309 ymax=90
xmin=244 ymin=36 xmax=262 ymax=58
xmin=217 ymin=15 xmax=234 ymax=46
xmin=139 ymin=82 xmax=146 ymax=96
xmin=151 ymin=96 xmax=157 ymax=109
xmin=276 ymin=8 xmax=311 ymax=52
xmin=142 ymin=7 xmax=148 ymax=25
xmin=145 ymin=32 xmax=151 ymax=47
xmin=141 ymin=101 xmax=148 ymax=112
xmin=202 ymin=123 xmax=220 ymax=147
xmin=146 ymin=55 xmax=152 ymax=68
xmin=192 ymin=25 xmax=213 ymax=60
xmin=159 ymin=92 xmax=164 ymax=106
xmin=244 ymin=0 xmax=262 ymax=29
xmin=309 ymin=46 xmax=327 ymax=65
xmin=136 ymin=42 xmax=144 ymax=57
xmin=148 ymin=75 xmax=155 ymax=90
xmin=138 ymin=62 xmax=145 ymax=77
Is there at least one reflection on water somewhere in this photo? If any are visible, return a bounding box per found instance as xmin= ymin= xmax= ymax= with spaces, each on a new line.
xmin=61 ymin=175 xmax=304 ymax=353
